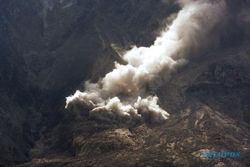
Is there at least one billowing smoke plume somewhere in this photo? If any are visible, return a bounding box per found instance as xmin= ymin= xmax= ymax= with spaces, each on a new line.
xmin=66 ymin=0 xmax=227 ymax=123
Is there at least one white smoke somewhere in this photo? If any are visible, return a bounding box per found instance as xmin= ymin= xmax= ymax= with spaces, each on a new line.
xmin=66 ymin=0 xmax=227 ymax=123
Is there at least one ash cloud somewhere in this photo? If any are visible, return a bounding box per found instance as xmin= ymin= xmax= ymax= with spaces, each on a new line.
xmin=66 ymin=0 xmax=227 ymax=123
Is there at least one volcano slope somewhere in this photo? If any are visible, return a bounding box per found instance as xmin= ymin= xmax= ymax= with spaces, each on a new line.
xmin=0 ymin=0 xmax=249 ymax=167
xmin=0 ymin=0 xmax=179 ymax=165
xmin=20 ymin=43 xmax=250 ymax=167
xmin=20 ymin=1 xmax=250 ymax=167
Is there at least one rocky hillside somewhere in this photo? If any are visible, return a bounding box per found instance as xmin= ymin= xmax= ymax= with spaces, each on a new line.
xmin=0 ymin=0 xmax=249 ymax=166
xmin=0 ymin=0 xmax=178 ymax=166
xmin=20 ymin=42 xmax=250 ymax=167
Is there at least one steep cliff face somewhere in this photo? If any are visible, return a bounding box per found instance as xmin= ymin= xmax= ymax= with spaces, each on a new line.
xmin=0 ymin=0 xmax=250 ymax=166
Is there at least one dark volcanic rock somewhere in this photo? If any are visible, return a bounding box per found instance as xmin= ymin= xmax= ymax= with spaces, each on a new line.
xmin=0 ymin=0 xmax=178 ymax=166
xmin=187 ymin=63 xmax=250 ymax=123
xmin=0 ymin=0 xmax=249 ymax=167
xmin=19 ymin=105 xmax=250 ymax=167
